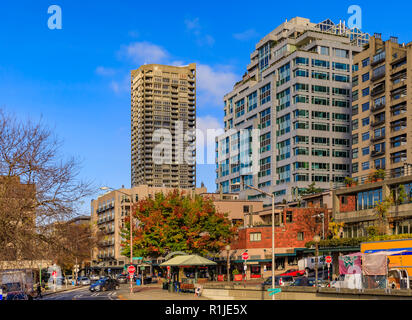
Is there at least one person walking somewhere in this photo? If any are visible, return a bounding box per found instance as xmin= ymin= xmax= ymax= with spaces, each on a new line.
xmin=36 ymin=283 xmax=42 ymax=299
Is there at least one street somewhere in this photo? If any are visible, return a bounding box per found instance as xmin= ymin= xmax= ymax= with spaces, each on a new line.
xmin=41 ymin=286 xmax=118 ymax=300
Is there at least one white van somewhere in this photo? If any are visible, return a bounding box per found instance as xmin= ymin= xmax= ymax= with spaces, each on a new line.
xmin=298 ymin=256 xmax=326 ymax=272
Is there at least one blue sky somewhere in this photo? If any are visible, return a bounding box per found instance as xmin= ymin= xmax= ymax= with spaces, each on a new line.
xmin=1 ymin=0 xmax=411 ymax=213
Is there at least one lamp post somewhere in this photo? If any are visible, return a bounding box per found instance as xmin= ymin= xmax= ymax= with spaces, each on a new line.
xmin=243 ymin=184 xmax=276 ymax=301
xmin=313 ymin=235 xmax=321 ymax=288
xmin=100 ymin=186 xmax=135 ymax=293
xmin=225 ymin=245 xmax=231 ymax=283
xmin=312 ymin=213 xmax=325 ymax=239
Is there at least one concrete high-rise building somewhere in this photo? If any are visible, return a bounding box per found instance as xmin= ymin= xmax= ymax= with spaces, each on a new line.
xmin=351 ymin=35 xmax=412 ymax=181
xmin=131 ymin=64 xmax=196 ymax=189
xmin=215 ymin=17 xmax=369 ymax=204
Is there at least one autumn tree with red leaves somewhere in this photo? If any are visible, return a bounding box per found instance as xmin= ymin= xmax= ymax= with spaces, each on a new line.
xmin=120 ymin=191 xmax=237 ymax=258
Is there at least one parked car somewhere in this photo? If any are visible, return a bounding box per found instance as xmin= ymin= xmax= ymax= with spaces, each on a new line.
xmin=261 ymin=276 xmax=294 ymax=287
xmin=89 ymin=274 xmax=100 ymax=281
xmin=78 ymin=277 xmax=91 ymax=286
xmin=116 ymin=274 xmax=128 ymax=284
xmin=290 ymin=277 xmax=316 ymax=287
xmin=280 ymin=269 xmax=306 ymax=277
xmin=89 ymin=278 xmax=119 ymax=292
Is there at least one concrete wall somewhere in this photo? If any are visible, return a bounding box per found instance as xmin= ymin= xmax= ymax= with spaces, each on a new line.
xmin=202 ymin=284 xmax=412 ymax=300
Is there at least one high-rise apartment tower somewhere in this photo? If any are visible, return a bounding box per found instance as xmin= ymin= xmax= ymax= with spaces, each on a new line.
xmin=215 ymin=17 xmax=369 ymax=204
xmin=131 ymin=64 xmax=196 ymax=188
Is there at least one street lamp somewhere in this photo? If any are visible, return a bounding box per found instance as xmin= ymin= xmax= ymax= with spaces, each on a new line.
xmin=312 ymin=213 xmax=325 ymax=240
xmin=242 ymin=183 xmax=277 ymax=301
xmin=100 ymin=186 xmax=135 ymax=293
xmin=225 ymin=245 xmax=231 ymax=283
xmin=313 ymin=235 xmax=321 ymax=288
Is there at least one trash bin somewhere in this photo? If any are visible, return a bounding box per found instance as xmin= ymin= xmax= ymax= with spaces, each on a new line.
xmin=162 ymin=282 xmax=168 ymax=290
xmin=136 ymin=279 xmax=141 ymax=286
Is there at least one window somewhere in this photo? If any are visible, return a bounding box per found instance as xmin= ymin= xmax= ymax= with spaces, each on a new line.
xmin=259 ymin=43 xmax=270 ymax=72
xmin=362 ymin=102 xmax=370 ymax=112
xmin=276 ymin=139 xmax=291 ymax=161
xmin=235 ymin=98 xmax=245 ymax=118
xmin=286 ymin=211 xmax=293 ymax=223
xmin=320 ymin=46 xmax=329 ymax=56
xmin=362 ymin=72 xmax=370 ymax=82
xmin=312 ymin=85 xmax=329 ymax=94
xmin=352 ymin=148 xmax=358 ymax=159
xmin=312 ymin=137 xmax=329 ymax=145
xmin=294 ymin=68 xmax=309 ymax=77
xmin=247 ymin=91 xmax=258 ymax=112
xmin=312 ymin=122 xmax=329 ymax=131
xmin=276 ymin=88 xmax=290 ymax=111
xmin=352 ymin=134 xmax=358 ymax=145
xmin=260 ymin=108 xmax=271 ymax=129
xmin=357 ymin=189 xmax=382 ymax=210
xmin=362 ymin=132 xmax=370 ymax=141
xmin=294 ymin=57 xmax=309 ymax=66
xmin=297 ymin=232 xmax=304 ymax=241
xmin=312 ymin=59 xmax=330 ymax=69
xmin=250 ymin=232 xmax=262 ymax=242
xmin=362 ymin=57 xmax=370 ymax=67
xmin=260 ymin=83 xmax=271 ymax=105
xmin=260 ymin=132 xmax=271 ymax=153
xmin=352 ymin=162 xmax=359 ymax=173
xmin=362 ymin=147 xmax=370 ymax=156
xmin=276 ymin=164 xmax=291 ymax=184
xmin=294 ymin=135 xmax=309 ymax=145
xmin=362 ymin=117 xmax=370 ymax=126
xmin=362 ymin=87 xmax=370 ymax=97
xmin=278 ymin=63 xmax=291 ymax=86
xmin=312 ymin=111 xmax=329 ymax=120
xmin=352 ymin=105 xmax=358 ymax=115
xmin=362 ymin=161 xmax=370 ymax=171
xmin=333 ymin=74 xmax=350 ymax=83
xmin=333 ymin=62 xmax=350 ymax=71
xmin=352 ymin=119 xmax=358 ymax=130
xmin=258 ymin=156 xmax=271 ymax=178
xmin=374 ymin=158 xmax=386 ymax=170
xmin=334 ymin=48 xmax=349 ymax=58
xmin=312 ymin=71 xmax=329 ymax=80
xmin=312 ymin=162 xmax=329 ymax=170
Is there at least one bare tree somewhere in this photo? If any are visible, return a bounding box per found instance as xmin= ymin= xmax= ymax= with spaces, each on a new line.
xmin=0 ymin=109 xmax=93 ymax=264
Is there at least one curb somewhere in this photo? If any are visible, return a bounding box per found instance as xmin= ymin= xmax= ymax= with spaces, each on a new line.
xmin=42 ymin=286 xmax=84 ymax=297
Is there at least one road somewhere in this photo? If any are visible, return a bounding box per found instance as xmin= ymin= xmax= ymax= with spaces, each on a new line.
xmin=41 ymin=286 xmax=119 ymax=300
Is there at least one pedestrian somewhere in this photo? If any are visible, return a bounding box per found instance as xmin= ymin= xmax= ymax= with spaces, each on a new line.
xmin=37 ymin=283 xmax=42 ymax=299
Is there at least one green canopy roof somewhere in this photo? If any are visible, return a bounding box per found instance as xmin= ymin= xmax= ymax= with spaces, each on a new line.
xmin=160 ymin=254 xmax=217 ymax=267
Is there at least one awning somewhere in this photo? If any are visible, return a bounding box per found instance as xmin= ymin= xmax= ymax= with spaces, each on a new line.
xmin=159 ymin=255 xmax=217 ymax=267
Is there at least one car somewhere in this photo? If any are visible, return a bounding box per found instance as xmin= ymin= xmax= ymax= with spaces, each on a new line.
xmin=290 ymin=277 xmax=316 ymax=287
xmin=78 ymin=277 xmax=91 ymax=286
xmin=280 ymin=269 xmax=306 ymax=277
xmin=89 ymin=278 xmax=119 ymax=292
xmin=261 ymin=276 xmax=294 ymax=287
xmin=116 ymin=274 xmax=128 ymax=284
xmin=89 ymin=274 xmax=100 ymax=281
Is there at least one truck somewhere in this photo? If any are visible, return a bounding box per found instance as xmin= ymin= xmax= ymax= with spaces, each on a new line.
xmin=298 ymin=256 xmax=326 ymax=273
xmin=0 ymin=269 xmax=34 ymax=300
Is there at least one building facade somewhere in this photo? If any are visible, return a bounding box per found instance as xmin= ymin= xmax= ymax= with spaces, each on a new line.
xmin=333 ymin=164 xmax=412 ymax=238
xmin=90 ymin=185 xmax=207 ymax=271
xmin=131 ymin=64 xmax=196 ymax=189
xmin=351 ymin=35 xmax=412 ymax=181
xmin=215 ymin=17 xmax=369 ymax=204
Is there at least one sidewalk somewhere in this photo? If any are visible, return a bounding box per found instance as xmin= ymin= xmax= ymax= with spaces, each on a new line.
xmin=40 ymin=285 xmax=84 ymax=297
xmin=117 ymin=283 xmax=210 ymax=300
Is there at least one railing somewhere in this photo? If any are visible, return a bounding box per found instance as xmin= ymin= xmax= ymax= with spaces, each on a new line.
xmin=333 ymin=165 xmax=412 ymax=190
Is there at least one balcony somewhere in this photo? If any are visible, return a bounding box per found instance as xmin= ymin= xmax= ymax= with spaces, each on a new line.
xmin=371 ymin=85 xmax=385 ymax=96
xmin=371 ymin=119 xmax=385 ymax=127
xmin=371 ymin=149 xmax=385 ymax=157
xmin=371 ymin=134 xmax=385 ymax=142
xmin=371 ymin=102 xmax=386 ymax=113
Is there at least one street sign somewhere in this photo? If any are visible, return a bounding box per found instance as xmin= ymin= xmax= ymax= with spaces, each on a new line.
xmin=133 ymin=257 xmax=143 ymax=261
xmin=243 ymin=265 xmax=247 ymax=271
xmin=52 ymin=271 xmax=57 ymax=278
xmin=268 ymin=288 xmax=281 ymax=296
xmin=325 ymin=256 xmax=332 ymax=264
xmin=242 ymin=252 xmax=249 ymax=260
xmin=127 ymin=265 xmax=136 ymax=274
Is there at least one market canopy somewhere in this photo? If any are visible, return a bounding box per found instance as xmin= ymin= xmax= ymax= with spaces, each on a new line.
xmin=160 ymin=254 xmax=217 ymax=267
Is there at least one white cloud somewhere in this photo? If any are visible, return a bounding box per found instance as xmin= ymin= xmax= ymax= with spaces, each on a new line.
xmin=118 ymin=41 xmax=169 ymax=65
xmin=109 ymin=75 xmax=130 ymax=94
xmin=95 ymin=66 xmax=116 ymax=76
xmin=196 ymin=64 xmax=239 ymax=107
xmin=184 ymin=18 xmax=201 ymax=35
xmin=233 ymin=29 xmax=259 ymax=41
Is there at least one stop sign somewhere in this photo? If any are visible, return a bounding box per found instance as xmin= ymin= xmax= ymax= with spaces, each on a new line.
xmin=325 ymin=256 xmax=332 ymax=264
xmin=128 ymin=265 xmax=136 ymax=274
xmin=52 ymin=271 xmax=57 ymax=278
xmin=167 ymin=266 xmax=170 ymax=271
xmin=242 ymin=252 xmax=249 ymax=260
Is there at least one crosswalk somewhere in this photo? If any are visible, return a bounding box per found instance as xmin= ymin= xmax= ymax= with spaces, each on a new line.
xmin=73 ymin=291 xmax=117 ymax=299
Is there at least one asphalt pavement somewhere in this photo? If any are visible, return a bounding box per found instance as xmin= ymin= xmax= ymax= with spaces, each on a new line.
xmin=40 ymin=286 xmax=118 ymax=300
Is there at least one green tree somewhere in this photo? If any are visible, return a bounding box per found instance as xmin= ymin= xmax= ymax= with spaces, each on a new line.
xmin=121 ymin=191 xmax=238 ymax=258
xmin=300 ymin=182 xmax=322 ymax=195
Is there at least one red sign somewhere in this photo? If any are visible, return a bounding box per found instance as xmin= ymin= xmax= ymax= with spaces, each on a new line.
xmin=127 ymin=265 xmax=136 ymax=274
xmin=167 ymin=266 xmax=170 ymax=271
xmin=242 ymin=252 xmax=249 ymax=260
xmin=325 ymin=256 xmax=332 ymax=264
xmin=52 ymin=271 xmax=57 ymax=278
